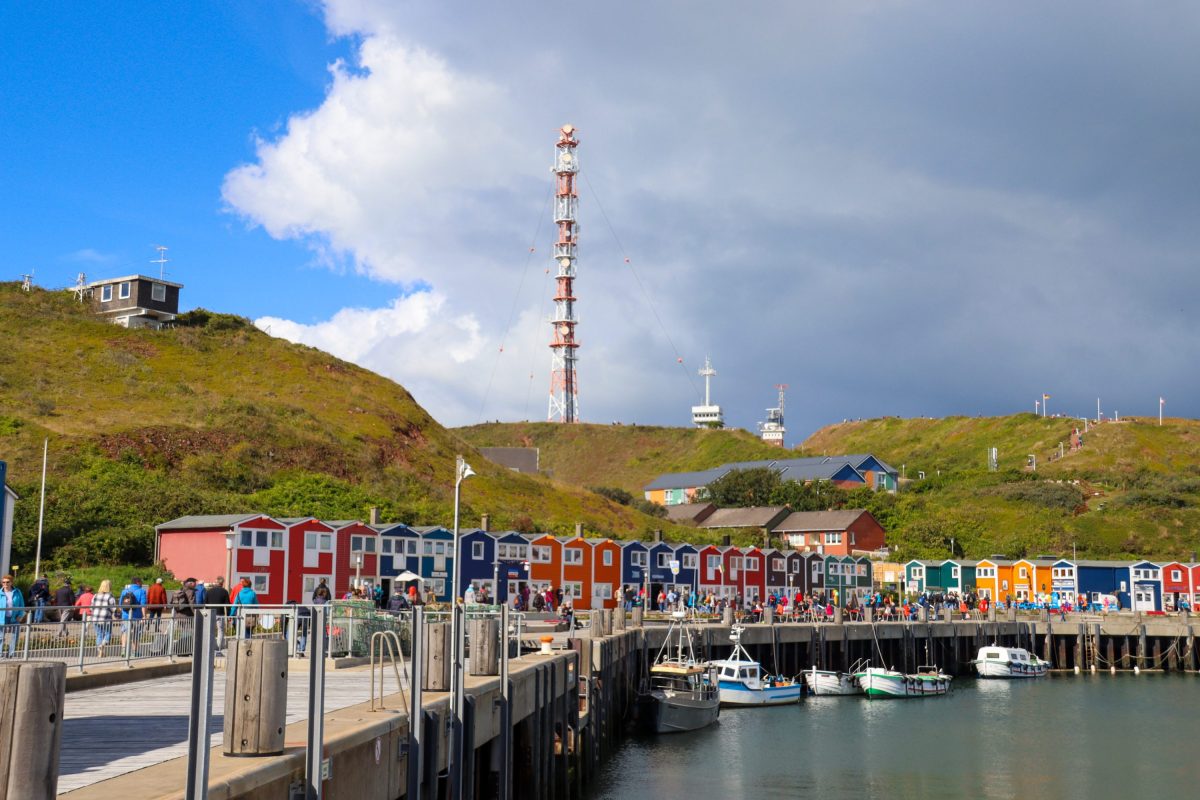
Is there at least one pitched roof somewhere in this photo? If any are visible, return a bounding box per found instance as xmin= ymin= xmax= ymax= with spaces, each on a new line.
xmin=697 ymin=506 xmax=790 ymax=530
xmin=643 ymin=467 xmax=730 ymax=491
xmin=664 ymin=503 xmax=715 ymax=524
xmin=156 ymin=514 xmax=264 ymax=531
xmin=771 ymin=509 xmax=872 ymax=533
xmin=1074 ymin=560 xmax=1135 ymax=568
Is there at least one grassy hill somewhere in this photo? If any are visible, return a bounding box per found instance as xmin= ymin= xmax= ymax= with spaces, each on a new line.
xmin=456 ymin=421 xmax=787 ymax=493
xmin=462 ymin=414 xmax=1200 ymax=561
xmin=0 ymin=283 xmax=694 ymax=571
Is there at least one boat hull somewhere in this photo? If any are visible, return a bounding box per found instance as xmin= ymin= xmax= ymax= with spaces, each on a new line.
xmin=975 ymin=660 xmax=1049 ymax=678
xmin=718 ymin=681 xmax=803 ymax=706
xmin=857 ymin=669 xmax=951 ymax=699
xmin=805 ymin=670 xmax=863 ymax=696
xmin=646 ymin=690 xmax=721 ymax=732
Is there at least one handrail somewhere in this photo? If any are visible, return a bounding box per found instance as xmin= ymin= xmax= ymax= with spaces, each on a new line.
xmin=369 ymin=629 xmax=410 ymax=712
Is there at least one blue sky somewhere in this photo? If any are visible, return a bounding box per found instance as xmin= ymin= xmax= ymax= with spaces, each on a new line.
xmin=5 ymin=2 xmax=1199 ymax=442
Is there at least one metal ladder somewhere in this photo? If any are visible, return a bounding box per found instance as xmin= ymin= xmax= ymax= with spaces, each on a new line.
xmin=369 ymin=629 xmax=411 ymax=711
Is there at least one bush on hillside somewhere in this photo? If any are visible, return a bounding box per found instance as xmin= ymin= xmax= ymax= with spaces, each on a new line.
xmin=984 ymin=481 xmax=1085 ymax=513
xmin=175 ymin=308 xmax=255 ymax=331
xmin=706 ymin=467 xmax=782 ymax=507
xmin=589 ymin=485 xmax=667 ymax=518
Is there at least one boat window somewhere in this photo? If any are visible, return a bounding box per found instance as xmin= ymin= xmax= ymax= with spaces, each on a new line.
xmin=740 ymin=668 xmax=755 ymax=679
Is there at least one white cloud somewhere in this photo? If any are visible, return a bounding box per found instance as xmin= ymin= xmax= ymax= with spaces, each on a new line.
xmin=62 ymin=248 xmax=118 ymax=265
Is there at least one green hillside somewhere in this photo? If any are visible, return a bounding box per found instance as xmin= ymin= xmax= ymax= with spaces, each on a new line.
xmin=456 ymin=421 xmax=787 ymax=493
xmin=0 ymin=283 xmax=693 ymax=571
xmin=802 ymin=415 xmax=1200 ymax=561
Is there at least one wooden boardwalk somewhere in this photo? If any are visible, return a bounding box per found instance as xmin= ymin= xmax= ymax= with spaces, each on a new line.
xmin=58 ymin=661 xmax=407 ymax=795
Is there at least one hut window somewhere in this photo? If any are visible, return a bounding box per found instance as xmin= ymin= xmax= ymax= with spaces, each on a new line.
xmin=152 ymin=283 xmax=166 ymax=301
xmin=603 ymin=550 xmax=614 ymax=566
xmin=118 ymin=281 xmax=131 ymax=299
xmin=472 ymin=541 xmax=485 ymax=559
xmin=565 ymin=548 xmax=583 ymax=565
xmin=100 ymin=285 xmax=113 ymax=302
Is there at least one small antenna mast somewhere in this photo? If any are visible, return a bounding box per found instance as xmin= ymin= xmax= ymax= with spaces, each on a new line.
xmin=20 ymin=270 xmax=33 ymax=292
xmin=151 ymin=245 xmax=169 ymax=280
xmin=74 ymin=273 xmax=88 ymax=302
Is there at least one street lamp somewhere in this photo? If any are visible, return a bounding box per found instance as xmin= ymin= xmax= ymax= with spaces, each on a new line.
xmin=449 ymin=454 xmax=474 ymax=800
xmin=451 ymin=455 xmax=476 ymax=607
xmin=355 ymin=553 xmax=363 ymax=590
xmin=225 ymin=533 xmax=236 ymax=585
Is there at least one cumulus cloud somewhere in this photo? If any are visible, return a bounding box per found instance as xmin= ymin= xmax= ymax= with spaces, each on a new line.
xmin=226 ymin=1 xmax=1200 ymax=436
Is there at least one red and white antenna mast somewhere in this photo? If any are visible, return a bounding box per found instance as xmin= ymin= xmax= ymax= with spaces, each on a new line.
xmin=548 ymin=124 xmax=581 ymax=423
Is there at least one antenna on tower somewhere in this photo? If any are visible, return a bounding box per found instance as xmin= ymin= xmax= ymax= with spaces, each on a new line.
xmin=758 ymin=384 xmax=788 ymax=447
xmin=74 ymin=273 xmax=88 ymax=302
xmin=19 ymin=271 xmax=33 ymax=292
xmin=150 ymin=245 xmax=169 ymax=280
xmin=548 ymin=124 xmax=581 ymax=423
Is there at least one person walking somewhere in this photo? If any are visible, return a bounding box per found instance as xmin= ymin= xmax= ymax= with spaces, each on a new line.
xmin=204 ymin=576 xmax=231 ymax=648
xmin=118 ymin=577 xmax=148 ymax=651
xmin=54 ymin=578 xmax=77 ymax=637
xmin=146 ymin=577 xmax=168 ymax=630
xmin=0 ymin=575 xmax=25 ymax=657
xmin=29 ymin=575 xmax=50 ymax=624
xmin=74 ymin=584 xmax=95 ymax=621
xmin=91 ymin=580 xmax=118 ymax=657
xmin=232 ymin=577 xmax=259 ymax=638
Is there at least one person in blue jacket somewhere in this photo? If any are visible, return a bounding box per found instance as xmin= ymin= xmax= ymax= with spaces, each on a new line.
xmin=0 ymin=575 xmax=25 ymax=657
xmin=118 ymin=577 xmax=148 ymax=651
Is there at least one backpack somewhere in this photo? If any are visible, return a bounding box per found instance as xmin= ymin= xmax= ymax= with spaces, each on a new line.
xmin=171 ymin=588 xmax=195 ymax=616
xmin=121 ymin=592 xmax=140 ymax=611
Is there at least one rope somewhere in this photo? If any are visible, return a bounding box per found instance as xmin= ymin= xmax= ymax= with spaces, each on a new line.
xmin=476 ymin=182 xmax=556 ymax=423
xmin=580 ymin=170 xmax=702 ymax=401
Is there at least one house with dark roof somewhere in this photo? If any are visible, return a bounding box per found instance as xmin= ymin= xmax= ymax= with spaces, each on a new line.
xmin=696 ymin=506 xmax=791 ymax=536
xmin=86 ymin=274 xmax=183 ymax=329
xmin=770 ymin=509 xmax=885 ymax=556
xmin=155 ymin=513 xmax=288 ymax=603
xmin=663 ymin=503 xmax=716 ymax=525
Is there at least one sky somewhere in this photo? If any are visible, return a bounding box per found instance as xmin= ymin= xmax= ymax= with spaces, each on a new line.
xmin=4 ymin=2 xmax=1199 ymax=444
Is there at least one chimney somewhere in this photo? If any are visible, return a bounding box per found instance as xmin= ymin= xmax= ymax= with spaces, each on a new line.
xmin=653 ymin=529 xmax=663 ymax=543
xmin=369 ymin=506 xmax=381 ymax=526
xmin=481 ymin=514 xmax=490 ymax=532
xmin=575 ymin=522 xmax=584 ymax=538
xmin=721 ymin=534 xmax=731 ymax=547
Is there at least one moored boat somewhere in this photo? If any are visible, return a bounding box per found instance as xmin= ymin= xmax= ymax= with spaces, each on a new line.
xmin=805 ymin=658 xmax=868 ymax=696
xmin=856 ymin=666 xmax=952 ymax=698
xmin=712 ymin=626 xmax=803 ymax=706
xmin=973 ymin=645 xmax=1049 ymax=678
xmin=640 ymin=612 xmax=720 ymax=733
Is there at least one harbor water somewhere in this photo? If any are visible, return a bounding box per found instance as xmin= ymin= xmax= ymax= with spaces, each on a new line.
xmin=587 ymin=675 xmax=1199 ymax=799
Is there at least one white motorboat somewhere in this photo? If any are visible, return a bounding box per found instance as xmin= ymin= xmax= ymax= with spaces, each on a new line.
xmin=805 ymin=659 xmax=868 ymax=696
xmin=712 ymin=626 xmax=803 ymax=706
xmin=856 ymin=666 xmax=952 ymax=698
xmin=973 ymin=645 xmax=1049 ymax=678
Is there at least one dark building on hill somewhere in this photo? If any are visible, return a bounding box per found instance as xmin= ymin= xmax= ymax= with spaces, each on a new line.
xmin=86 ymin=274 xmax=183 ymax=329
xmin=479 ymin=447 xmax=540 ymax=474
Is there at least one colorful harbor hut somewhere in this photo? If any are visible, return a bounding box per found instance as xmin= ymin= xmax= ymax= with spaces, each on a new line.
xmin=1075 ymin=560 xmax=1132 ymax=609
xmin=805 ymin=551 xmax=826 ymax=598
xmin=904 ymin=560 xmax=933 ymax=594
xmin=589 ymin=538 xmax=621 ymax=609
xmin=457 ymin=528 xmax=495 ymax=600
xmin=494 ymin=531 xmax=531 ymax=605
xmin=741 ymin=545 xmax=767 ymax=602
xmin=785 ymin=550 xmax=807 ymax=596
xmin=647 ymin=539 xmax=677 ymax=601
xmin=1128 ymin=560 xmax=1162 ymax=612
xmin=528 ymin=533 xmax=563 ymax=594
xmin=764 ymin=548 xmax=787 ymax=599
xmin=1191 ymin=564 xmax=1200 ymax=610
xmin=672 ymin=542 xmax=700 ymax=596
xmin=332 ymin=520 xmax=379 ymax=597
xmin=697 ymin=544 xmax=728 ymax=599
xmin=285 ymin=517 xmax=337 ymax=601
xmin=156 ymin=514 xmax=288 ymax=604
xmin=561 ymin=536 xmax=593 ymax=609
xmin=1160 ymin=561 xmax=1190 ymax=611
xmin=375 ymin=522 xmax=423 ymax=598
xmin=620 ymin=540 xmax=650 ymax=593
xmin=412 ymin=525 xmax=454 ymax=601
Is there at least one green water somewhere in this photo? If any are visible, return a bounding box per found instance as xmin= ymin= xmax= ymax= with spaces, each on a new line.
xmin=587 ymin=675 xmax=1199 ymax=799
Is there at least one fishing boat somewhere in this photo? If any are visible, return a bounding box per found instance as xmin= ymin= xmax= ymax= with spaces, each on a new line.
xmin=972 ymin=645 xmax=1049 ymax=678
xmin=805 ymin=658 xmax=868 ymax=696
xmin=855 ymin=666 xmax=952 ymax=698
xmin=711 ymin=626 xmax=803 ymax=706
xmin=640 ymin=612 xmax=720 ymax=733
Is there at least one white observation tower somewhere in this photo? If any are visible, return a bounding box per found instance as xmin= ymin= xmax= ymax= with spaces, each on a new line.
xmin=691 ymin=356 xmax=724 ymax=428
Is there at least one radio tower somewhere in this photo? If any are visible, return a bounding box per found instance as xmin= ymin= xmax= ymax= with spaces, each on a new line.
xmin=548 ymin=124 xmax=580 ymax=423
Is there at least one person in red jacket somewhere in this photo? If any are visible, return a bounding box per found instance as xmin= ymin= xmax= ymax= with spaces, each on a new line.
xmin=146 ymin=578 xmax=169 ymax=631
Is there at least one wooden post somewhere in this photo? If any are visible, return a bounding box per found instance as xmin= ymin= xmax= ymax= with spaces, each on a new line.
xmin=833 ymin=606 xmax=843 ymax=625
xmin=1006 ymin=606 xmax=1016 ymax=623
xmin=223 ymin=639 xmax=288 ymax=757
xmin=987 ymin=604 xmax=997 ymax=622
xmin=468 ymin=618 xmax=500 ymax=676
xmin=919 ymin=605 xmax=929 ymax=624
xmin=942 ymin=607 xmax=952 ymax=623
xmin=721 ymin=606 xmax=733 ymax=626
xmin=0 ymin=661 xmax=65 ymax=800
xmin=631 ymin=607 xmax=644 ymax=628
xmin=594 ymin=610 xmax=612 ymax=637
xmin=612 ymin=609 xmax=626 ymax=631
xmin=863 ymin=607 xmax=874 ymax=624
xmin=423 ymin=622 xmax=452 ymax=691
xmin=763 ymin=606 xmax=774 ymax=625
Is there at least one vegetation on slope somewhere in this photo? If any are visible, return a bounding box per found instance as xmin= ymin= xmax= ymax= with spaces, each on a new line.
xmin=455 ymin=421 xmax=788 ymax=494
xmin=0 ymin=284 xmax=693 ymax=571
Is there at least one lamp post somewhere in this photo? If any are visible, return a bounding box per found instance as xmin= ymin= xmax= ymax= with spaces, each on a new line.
xmin=355 ymin=553 xmax=363 ymax=590
xmin=225 ymin=533 xmax=236 ymax=585
xmin=449 ymin=455 xmax=474 ymax=800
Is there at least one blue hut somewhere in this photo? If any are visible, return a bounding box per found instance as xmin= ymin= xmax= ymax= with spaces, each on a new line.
xmin=647 ymin=540 xmax=677 ymax=598
xmin=1129 ymin=560 xmax=1162 ymax=612
xmin=493 ymin=531 xmax=532 ymax=604
xmin=620 ymin=540 xmax=650 ymax=589
xmin=412 ymin=525 xmax=454 ymax=601
xmin=374 ymin=523 xmax=422 ymax=596
xmin=457 ymin=529 xmax=495 ymax=602
xmin=1076 ymin=560 xmax=1132 ymax=609
xmin=1050 ymin=559 xmax=1079 ymax=605
xmin=672 ymin=543 xmax=699 ymax=595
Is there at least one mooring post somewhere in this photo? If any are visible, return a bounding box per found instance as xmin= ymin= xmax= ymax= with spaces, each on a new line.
xmin=721 ymin=606 xmax=733 ymax=626
xmin=406 ymin=608 xmax=423 ymax=800
xmin=498 ymin=606 xmax=511 ymax=800
xmin=1137 ymin=624 xmax=1148 ymax=672
xmin=613 ymin=608 xmax=626 ymax=631
xmin=423 ymin=621 xmax=452 ymax=691
xmin=0 ymin=661 xmax=66 ymax=799
xmin=632 ymin=606 xmax=644 ymax=628
xmin=763 ymin=605 xmax=774 ymax=625
xmin=223 ymin=638 xmax=288 ymax=757
xmin=305 ymin=604 xmax=327 ymax=800
xmin=185 ymin=610 xmax=215 ymax=800
xmin=469 ymin=617 xmax=500 ymax=676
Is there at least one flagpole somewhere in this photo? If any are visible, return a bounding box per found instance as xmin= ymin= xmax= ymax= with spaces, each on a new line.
xmin=33 ymin=438 xmax=47 ymax=580
xmin=1159 ymin=398 xmax=1163 ymax=426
